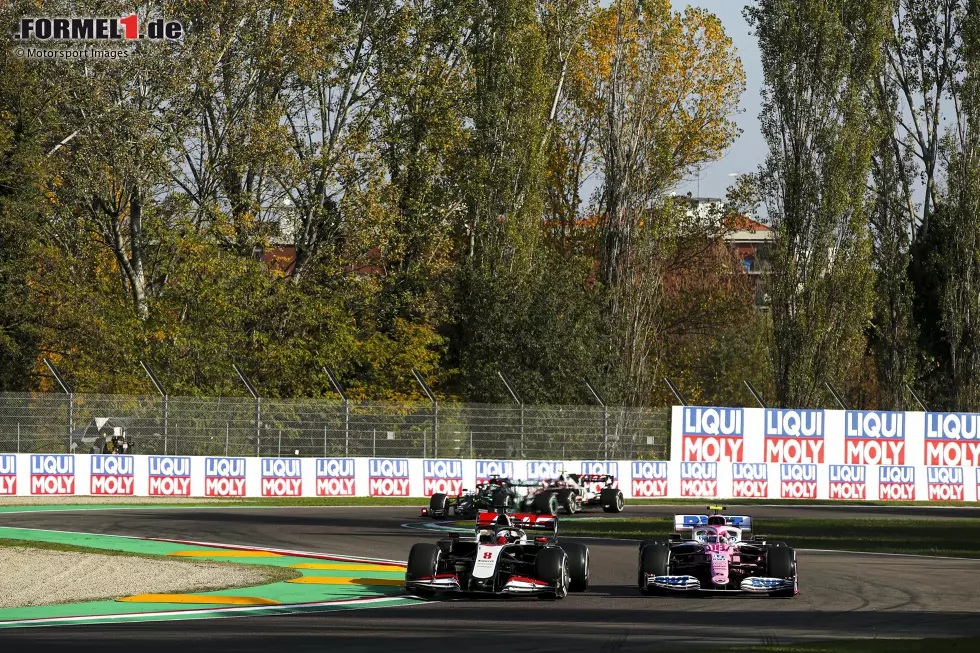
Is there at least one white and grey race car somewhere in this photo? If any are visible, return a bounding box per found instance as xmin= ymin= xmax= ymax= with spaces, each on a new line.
xmin=405 ymin=511 xmax=589 ymax=599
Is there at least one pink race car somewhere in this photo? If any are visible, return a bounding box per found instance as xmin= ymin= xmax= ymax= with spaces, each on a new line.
xmin=638 ymin=507 xmax=798 ymax=597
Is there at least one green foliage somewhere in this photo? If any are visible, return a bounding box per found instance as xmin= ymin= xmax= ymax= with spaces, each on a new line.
xmin=747 ymin=0 xmax=885 ymax=407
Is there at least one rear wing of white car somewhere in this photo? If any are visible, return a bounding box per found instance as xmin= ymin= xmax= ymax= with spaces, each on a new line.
xmin=673 ymin=514 xmax=753 ymax=533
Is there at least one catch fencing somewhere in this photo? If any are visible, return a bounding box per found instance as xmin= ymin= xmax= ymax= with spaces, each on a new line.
xmin=0 ymin=393 xmax=670 ymax=461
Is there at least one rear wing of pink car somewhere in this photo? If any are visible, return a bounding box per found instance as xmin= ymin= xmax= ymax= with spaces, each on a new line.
xmin=673 ymin=514 xmax=753 ymax=533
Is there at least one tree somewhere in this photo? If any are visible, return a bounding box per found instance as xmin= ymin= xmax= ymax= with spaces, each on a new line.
xmin=583 ymin=0 xmax=744 ymax=404
xmin=747 ymin=0 xmax=887 ymax=406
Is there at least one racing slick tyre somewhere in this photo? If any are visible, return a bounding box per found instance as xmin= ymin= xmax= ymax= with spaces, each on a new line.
xmin=561 ymin=541 xmax=589 ymax=592
xmin=406 ymin=543 xmax=441 ymax=597
xmin=600 ymin=488 xmax=625 ymax=513
xmin=557 ymin=489 xmax=577 ymax=515
xmin=766 ymin=545 xmax=797 ymax=598
xmin=428 ymin=493 xmax=449 ymax=518
xmin=491 ymin=488 xmax=513 ymax=512
xmin=638 ymin=542 xmax=670 ymax=595
xmin=532 ymin=491 xmax=559 ymax=516
xmin=535 ymin=547 xmax=569 ymax=600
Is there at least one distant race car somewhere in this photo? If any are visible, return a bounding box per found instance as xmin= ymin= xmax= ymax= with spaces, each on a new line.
xmin=405 ymin=511 xmax=589 ymax=599
xmin=422 ymin=476 xmax=515 ymax=519
xmin=637 ymin=507 xmax=798 ymax=597
xmin=546 ymin=473 xmax=625 ymax=515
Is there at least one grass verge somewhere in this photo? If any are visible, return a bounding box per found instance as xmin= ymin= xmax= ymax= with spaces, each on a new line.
xmin=561 ymin=517 xmax=979 ymax=557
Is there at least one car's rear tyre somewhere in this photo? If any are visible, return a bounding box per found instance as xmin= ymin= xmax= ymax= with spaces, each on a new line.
xmin=638 ymin=542 xmax=670 ymax=595
xmin=600 ymin=488 xmax=625 ymax=513
xmin=562 ymin=541 xmax=589 ymax=591
xmin=532 ymin=491 xmax=559 ymax=516
xmin=766 ymin=545 xmax=796 ymax=598
xmin=557 ymin=489 xmax=577 ymax=515
xmin=535 ymin=547 xmax=569 ymax=599
xmin=406 ymin=543 xmax=441 ymax=597
xmin=491 ymin=488 xmax=512 ymax=512
xmin=428 ymin=493 xmax=448 ymax=518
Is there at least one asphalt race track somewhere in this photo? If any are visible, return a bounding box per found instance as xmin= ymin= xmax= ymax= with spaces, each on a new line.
xmin=2 ymin=504 xmax=980 ymax=651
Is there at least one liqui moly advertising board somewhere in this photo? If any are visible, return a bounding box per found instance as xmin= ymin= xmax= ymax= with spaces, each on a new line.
xmin=90 ymin=455 xmax=134 ymax=495
xmin=526 ymin=461 xmax=563 ymax=481
xmin=766 ymin=410 xmax=825 ymax=464
xmin=30 ymin=454 xmax=74 ymax=495
xmin=581 ymin=461 xmax=619 ymax=491
xmin=205 ymin=457 xmax=246 ymax=497
xmin=261 ymin=458 xmax=302 ymax=497
xmin=148 ymin=456 xmax=191 ymax=496
xmin=878 ymin=466 xmax=915 ymax=501
xmin=779 ymin=464 xmax=817 ymax=499
xmin=845 ymin=411 xmax=905 ymax=465
xmin=631 ymin=461 xmax=668 ymax=497
xmin=681 ymin=407 xmax=744 ymax=462
xmin=927 ymin=466 xmax=964 ymax=501
xmin=924 ymin=413 xmax=980 ymax=466
xmin=0 ymin=454 xmax=15 ymax=495
xmin=316 ymin=458 xmax=355 ymax=496
xmin=423 ymin=459 xmax=463 ymax=496
xmin=476 ymin=460 xmax=513 ymax=484
xmin=680 ymin=462 xmax=717 ymax=497
xmin=369 ymin=458 xmax=410 ymax=496
xmin=828 ymin=464 xmax=866 ymax=500
xmin=731 ymin=463 xmax=768 ymax=498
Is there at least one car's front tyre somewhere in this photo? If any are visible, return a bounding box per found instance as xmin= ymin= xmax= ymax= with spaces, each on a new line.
xmin=535 ymin=546 xmax=569 ymax=599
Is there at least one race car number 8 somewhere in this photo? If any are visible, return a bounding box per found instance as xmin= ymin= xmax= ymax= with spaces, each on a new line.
xmin=483 ymin=551 xmax=493 ymax=559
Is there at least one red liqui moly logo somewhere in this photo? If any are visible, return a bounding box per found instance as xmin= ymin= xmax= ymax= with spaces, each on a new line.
xmin=148 ymin=456 xmax=191 ymax=496
xmin=680 ymin=462 xmax=717 ymax=498
xmin=732 ymin=463 xmax=768 ymax=498
xmin=261 ymin=458 xmax=302 ymax=497
xmin=845 ymin=411 xmax=904 ymax=464
xmin=682 ymin=407 xmax=744 ymax=462
xmin=0 ymin=454 xmax=15 ymax=495
xmin=779 ymin=464 xmax=817 ymax=499
xmin=205 ymin=457 xmax=246 ymax=497
xmin=927 ymin=466 xmax=964 ymax=501
xmin=30 ymin=454 xmax=75 ymax=495
xmin=925 ymin=413 xmax=980 ymax=466
xmin=90 ymin=455 xmax=134 ymax=495
xmin=631 ymin=461 xmax=668 ymax=497
xmin=423 ymin=459 xmax=462 ymax=496
xmin=316 ymin=458 xmax=355 ymax=496
xmin=476 ymin=460 xmax=513 ymax=484
xmin=878 ymin=466 xmax=915 ymax=501
xmin=828 ymin=464 xmax=865 ymax=500
xmin=765 ymin=409 xmax=825 ymax=464
xmin=369 ymin=458 xmax=409 ymax=496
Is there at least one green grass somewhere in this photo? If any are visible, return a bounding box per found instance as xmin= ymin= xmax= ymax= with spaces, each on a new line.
xmin=562 ymin=517 xmax=980 ymax=557
xmin=693 ymin=638 xmax=980 ymax=653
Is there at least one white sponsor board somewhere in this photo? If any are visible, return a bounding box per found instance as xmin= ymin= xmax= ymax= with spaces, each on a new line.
xmin=2 ymin=406 xmax=979 ymax=500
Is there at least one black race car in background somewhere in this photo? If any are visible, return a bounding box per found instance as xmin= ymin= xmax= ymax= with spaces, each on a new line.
xmin=405 ymin=511 xmax=589 ymax=599
xmin=547 ymin=473 xmax=625 ymax=514
xmin=422 ymin=475 xmax=515 ymax=519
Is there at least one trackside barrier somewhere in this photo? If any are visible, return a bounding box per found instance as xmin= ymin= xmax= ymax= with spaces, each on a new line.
xmin=669 ymin=406 xmax=980 ymax=501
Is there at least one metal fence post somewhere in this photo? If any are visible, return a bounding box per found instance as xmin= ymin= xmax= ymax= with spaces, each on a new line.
xmin=234 ymin=364 xmax=261 ymax=456
xmin=324 ymin=367 xmax=349 ymax=458
xmin=498 ymin=372 xmax=524 ymax=458
xmin=225 ymin=423 xmax=229 ymax=456
xmin=412 ymin=369 xmax=437 ymax=458
xmin=278 ymin=429 xmax=282 ymax=457
xmin=141 ymin=361 xmax=168 ymax=456
xmin=584 ymin=376 xmax=608 ymax=460
xmin=16 ymin=424 xmax=20 ymax=454
xmin=44 ymin=358 xmax=73 ymax=453
xmin=323 ymin=424 xmax=327 ymax=457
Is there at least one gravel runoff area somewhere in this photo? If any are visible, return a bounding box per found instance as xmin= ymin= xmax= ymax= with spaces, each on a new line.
xmin=0 ymin=547 xmax=271 ymax=608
